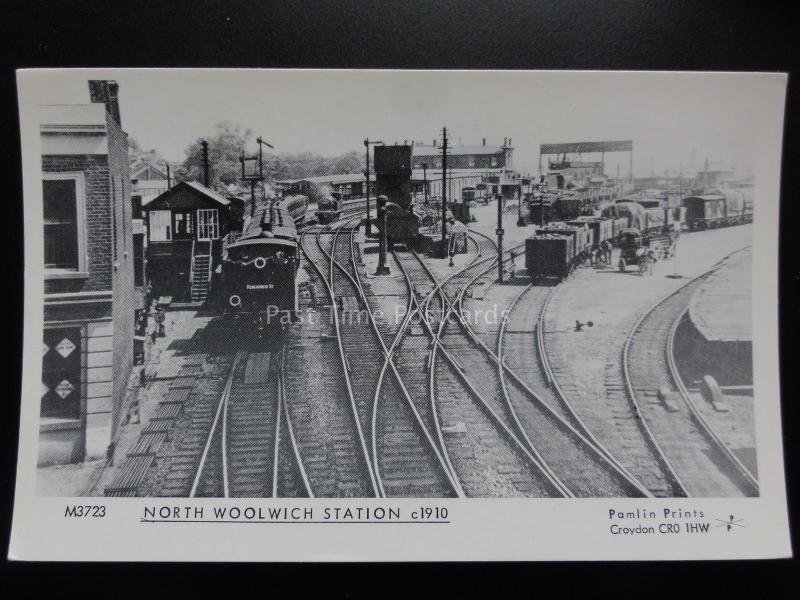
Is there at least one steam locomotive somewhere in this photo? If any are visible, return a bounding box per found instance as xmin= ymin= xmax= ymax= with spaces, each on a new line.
xmin=374 ymin=144 xmax=420 ymax=241
xmin=217 ymin=194 xmax=308 ymax=325
xmin=315 ymin=190 xmax=342 ymax=224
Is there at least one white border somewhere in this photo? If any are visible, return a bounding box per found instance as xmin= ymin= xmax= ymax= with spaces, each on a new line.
xmin=9 ymin=69 xmax=791 ymax=562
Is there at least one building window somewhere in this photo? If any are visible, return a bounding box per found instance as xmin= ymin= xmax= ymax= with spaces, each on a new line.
xmin=42 ymin=327 xmax=82 ymax=421
xmin=196 ymin=209 xmax=219 ymax=240
xmin=468 ymin=156 xmax=475 ymax=167
xmin=43 ymin=173 xmax=86 ymax=271
xmin=491 ymin=157 xmax=498 ymax=167
xmin=173 ymin=210 xmax=194 ymax=239
xmin=149 ymin=210 xmax=172 ymax=241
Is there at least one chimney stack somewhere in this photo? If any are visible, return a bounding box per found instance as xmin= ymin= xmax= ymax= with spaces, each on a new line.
xmin=482 ymin=138 xmax=486 ymax=146
xmin=88 ymin=80 xmax=121 ymax=126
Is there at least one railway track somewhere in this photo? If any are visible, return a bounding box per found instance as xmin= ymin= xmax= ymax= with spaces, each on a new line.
xmin=328 ymin=221 xmax=459 ymax=497
xmin=669 ymin=308 xmax=759 ymax=486
xmin=394 ymin=235 xmax=566 ymax=497
xmin=299 ymin=219 xmax=458 ymax=497
xmin=436 ymin=233 xmax=650 ymax=497
xmin=297 ymin=225 xmax=377 ymax=497
xmin=623 ymin=249 xmax=758 ymax=497
xmin=189 ymin=349 xmax=312 ymax=498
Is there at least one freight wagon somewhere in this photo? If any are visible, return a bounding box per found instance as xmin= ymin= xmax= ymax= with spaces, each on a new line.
xmin=537 ymin=225 xmax=592 ymax=264
xmin=682 ymin=194 xmax=753 ymax=230
xmin=568 ymin=216 xmax=614 ymax=249
xmin=525 ymin=234 xmax=575 ymax=280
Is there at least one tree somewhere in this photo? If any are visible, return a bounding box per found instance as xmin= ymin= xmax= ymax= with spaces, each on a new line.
xmin=174 ymin=120 xmax=365 ymax=189
xmin=174 ymin=121 xmax=254 ymax=188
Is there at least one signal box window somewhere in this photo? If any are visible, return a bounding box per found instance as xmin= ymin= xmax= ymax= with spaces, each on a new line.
xmin=173 ymin=211 xmax=194 ymax=239
xmin=43 ymin=174 xmax=85 ymax=270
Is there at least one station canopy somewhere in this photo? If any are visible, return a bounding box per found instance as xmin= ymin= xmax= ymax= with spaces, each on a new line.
xmin=540 ymin=140 xmax=633 ymax=154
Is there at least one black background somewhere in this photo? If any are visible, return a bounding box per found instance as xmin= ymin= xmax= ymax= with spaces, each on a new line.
xmin=0 ymin=0 xmax=797 ymax=595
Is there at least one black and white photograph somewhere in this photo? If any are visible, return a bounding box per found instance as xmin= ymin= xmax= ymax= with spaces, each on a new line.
xmin=9 ymin=68 xmax=790 ymax=561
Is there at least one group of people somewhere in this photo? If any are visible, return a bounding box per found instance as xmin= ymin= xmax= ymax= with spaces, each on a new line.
xmin=589 ymin=240 xmax=614 ymax=266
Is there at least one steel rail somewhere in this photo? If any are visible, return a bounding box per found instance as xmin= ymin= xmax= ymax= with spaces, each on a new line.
xmin=299 ymin=224 xmax=380 ymax=497
xmin=535 ymin=287 xmax=650 ymax=493
xmin=271 ymin=351 xmax=283 ymax=497
xmin=443 ymin=241 xmax=573 ymax=496
xmin=329 ymin=221 xmax=463 ymax=497
xmin=620 ymin=245 xmax=755 ymax=497
xmin=667 ymin=307 xmax=759 ymax=493
xmin=454 ymin=240 xmax=651 ymax=496
xmin=422 ymin=230 xmax=649 ymax=496
xmin=391 ymin=249 xmax=466 ymax=496
xmin=189 ymin=351 xmax=245 ymax=498
xmin=408 ymin=232 xmax=566 ymax=496
xmin=278 ymin=347 xmax=315 ymax=497
xmin=499 ymin=280 xmax=653 ymax=497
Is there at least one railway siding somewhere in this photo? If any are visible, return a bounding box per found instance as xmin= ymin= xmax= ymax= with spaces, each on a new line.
xmin=625 ymin=278 xmax=753 ymax=497
xmin=543 ymin=225 xmax=753 ymax=497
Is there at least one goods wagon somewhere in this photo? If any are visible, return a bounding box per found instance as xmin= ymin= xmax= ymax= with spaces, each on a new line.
xmin=568 ymin=216 xmax=614 ymax=248
xmin=526 ymin=234 xmax=574 ymax=280
xmin=600 ymin=201 xmax=649 ymax=232
xmin=682 ymin=194 xmax=752 ymax=230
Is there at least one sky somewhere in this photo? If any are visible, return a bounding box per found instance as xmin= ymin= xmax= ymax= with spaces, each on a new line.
xmin=25 ymin=69 xmax=765 ymax=177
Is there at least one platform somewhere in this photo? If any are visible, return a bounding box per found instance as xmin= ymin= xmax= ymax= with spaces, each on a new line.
xmin=689 ymin=247 xmax=751 ymax=343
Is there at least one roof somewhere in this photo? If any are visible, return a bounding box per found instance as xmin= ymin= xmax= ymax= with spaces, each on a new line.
xmin=131 ymin=160 xmax=169 ymax=180
xmin=145 ymin=180 xmax=231 ymax=208
xmin=684 ymin=194 xmax=726 ymax=202
xmin=540 ymin=140 xmax=633 ymax=154
xmin=689 ymin=248 xmax=751 ymax=343
xmin=275 ymin=173 xmax=366 ymax=186
xmin=413 ymin=144 xmax=506 ymax=157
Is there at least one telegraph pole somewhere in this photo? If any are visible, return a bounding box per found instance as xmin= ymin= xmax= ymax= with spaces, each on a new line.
xmin=241 ymin=136 xmax=273 ymax=218
xmin=364 ymin=138 xmax=383 ymax=236
xmin=201 ymin=140 xmax=210 ymax=187
xmin=441 ymin=127 xmax=448 ymax=256
xmin=497 ymin=193 xmax=504 ymax=283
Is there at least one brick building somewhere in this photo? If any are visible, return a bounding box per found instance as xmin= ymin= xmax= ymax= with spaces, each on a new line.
xmin=39 ymin=80 xmax=136 ymax=466
xmin=411 ymin=138 xmax=514 ymax=171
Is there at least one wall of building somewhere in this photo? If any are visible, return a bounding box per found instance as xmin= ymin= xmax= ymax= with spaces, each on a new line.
xmin=412 ymin=151 xmax=508 ymax=170
xmin=42 ymin=154 xmax=113 ymax=295
xmin=105 ymin=111 xmax=135 ymax=454
xmin=39 ymin=96 xmax=136 ymax=464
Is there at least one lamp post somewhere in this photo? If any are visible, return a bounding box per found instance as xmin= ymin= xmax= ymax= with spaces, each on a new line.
xmin=364 ymin=138 xmax=383 ymax=236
